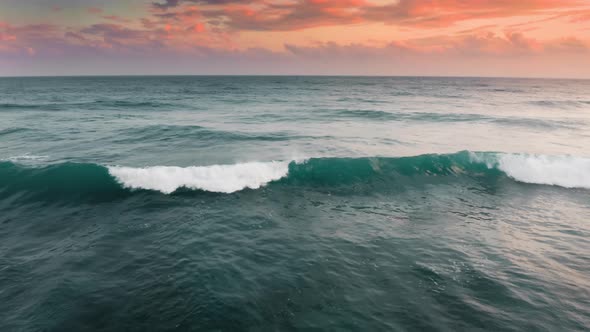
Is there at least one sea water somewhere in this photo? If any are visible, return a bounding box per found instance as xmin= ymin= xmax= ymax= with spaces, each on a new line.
xmin=1 ymin=76 xmax=589 ymax=331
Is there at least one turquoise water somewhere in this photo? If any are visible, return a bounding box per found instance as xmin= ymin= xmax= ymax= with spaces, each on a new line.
xmin=1 ymin=76 xmax=589 ymax=331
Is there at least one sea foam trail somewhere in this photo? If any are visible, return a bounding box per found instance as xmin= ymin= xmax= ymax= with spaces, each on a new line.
xmin=108 ymin=161 xmax=290 ymax=194
xmin=471 ymin=153 xmax=590 ymax=189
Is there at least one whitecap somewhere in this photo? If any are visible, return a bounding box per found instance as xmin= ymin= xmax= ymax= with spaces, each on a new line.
xmin=108 ymin=161 xmax=290 ymax=194
xmin=5 ymin=154 xmax=49 ymax=162
xmin=495 ymin=154 xmax=590 ymax=189
xmin=470 ymin=152 xmax=590 ymax=189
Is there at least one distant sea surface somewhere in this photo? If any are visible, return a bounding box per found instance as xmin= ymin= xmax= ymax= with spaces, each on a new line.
xmin=1 ymin=76 xmax=589 ymax=331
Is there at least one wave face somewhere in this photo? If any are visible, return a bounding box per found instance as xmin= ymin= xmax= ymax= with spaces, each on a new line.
xmin=108 ymin=161 xmax=290 ymax=194
xmin=1 ymin=152 xmax=589 ymax=199
xmin=0 ymin=161 xmax=123 ymax=201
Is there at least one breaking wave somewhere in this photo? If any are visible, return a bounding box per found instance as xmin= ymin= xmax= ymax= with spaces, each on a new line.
xmin=1 ymin=152 xmax=588 ymax=200
xmin=109 ymin=161 xmax=290 ymax=194
xmin=470 ymin=152 xmax=590 ymax=189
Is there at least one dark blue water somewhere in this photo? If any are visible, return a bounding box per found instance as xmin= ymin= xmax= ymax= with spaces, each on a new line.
xmin=1 ymin=76 xmax=589 ymax=331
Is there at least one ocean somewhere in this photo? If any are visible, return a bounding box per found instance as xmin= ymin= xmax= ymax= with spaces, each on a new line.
xmin=1 ymin=76 xmax=589 ymax=331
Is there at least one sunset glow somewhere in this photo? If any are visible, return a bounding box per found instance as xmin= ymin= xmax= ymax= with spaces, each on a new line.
xmin=1 ymin=0 xmax=589 ymax=77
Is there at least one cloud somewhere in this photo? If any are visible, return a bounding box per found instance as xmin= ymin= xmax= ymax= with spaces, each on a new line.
xmin=152 ymin=0 xmax=181 ymax=10
xmin=4 ymin=36 xmax=589 ymax=78
xmin=0 ymin=1 xmax=588 ymax=77
xmin=150 ymin=0 xmax=589 ymax=31
xmin=0 ymin=32 xmax=17 ymax=42
xmin=87 ymin=7 xmax=103 ymax=14
xmin=570 ymin=10 xmax=590 ymax=22
xmin=2 ymin=18 xmax=585 ymax=59
xmin=152 ymin=0 xmax=252 ymax=10
xmin=102 ymin=15 xmax=132 ymax=23
xmin=284 ymin=33 xmax=589 ymax=59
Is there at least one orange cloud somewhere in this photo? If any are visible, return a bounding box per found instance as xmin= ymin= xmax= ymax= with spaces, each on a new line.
xmin=148 ymin=0 xmax=589 ymax=31
xmin=194 ymin=23 xmax=206 ymax=33
xmin=1 ymin=0 xmax=589 ymax=77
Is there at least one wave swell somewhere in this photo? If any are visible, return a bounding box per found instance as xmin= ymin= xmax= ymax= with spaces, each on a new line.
xmin=1 ymin=152 xmax=589 ymax=199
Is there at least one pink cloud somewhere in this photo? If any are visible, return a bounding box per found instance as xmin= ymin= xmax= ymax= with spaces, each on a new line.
xmin=193 ymin=23 xmax=206 ymax=33
xmin=0 ymin=19 xmax=587 ymax=59
xmin=103 ymin=15 xmax=132 ymax=23
xmin=0 ymin=33 xmax=17 ymax=41
xmin=149 ymin=0 xmax=590 ymax=31
xmin=0 ymin=1 xmax=588 ymax=77
xmin=87 ymin=7 xmax=103 ymax=14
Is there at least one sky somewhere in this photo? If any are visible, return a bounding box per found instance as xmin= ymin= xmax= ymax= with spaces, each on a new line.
xmin=1 ymin=0 xmax=589 ymax=77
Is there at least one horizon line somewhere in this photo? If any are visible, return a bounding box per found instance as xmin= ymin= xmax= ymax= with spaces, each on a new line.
xmin=1 ymin=74 xmax=589 ymax=80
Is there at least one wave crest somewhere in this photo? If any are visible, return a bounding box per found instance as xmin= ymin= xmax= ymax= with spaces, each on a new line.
xmin=108 ymin=161 xmax=290 ymax=194
xmin=471 ymin=153 xmax=590 ymax=189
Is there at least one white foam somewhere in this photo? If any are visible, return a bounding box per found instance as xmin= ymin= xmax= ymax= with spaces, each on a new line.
xmin=108 ymin=161 xmax=290 ymax=194
xmin=483 ymin=153 xmax=590 ymax=189
xmin=5 ymin=154 xmax=49 ymax=162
